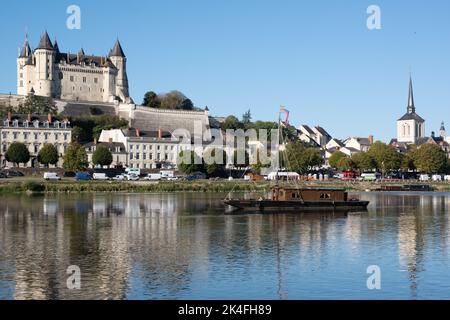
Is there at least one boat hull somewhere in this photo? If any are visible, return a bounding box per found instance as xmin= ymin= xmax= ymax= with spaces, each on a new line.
xmin=224 ymin=199 xmax=369 ymax=212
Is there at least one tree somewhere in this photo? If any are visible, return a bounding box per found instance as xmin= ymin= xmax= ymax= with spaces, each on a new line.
xmin=367 ymin=141 xmax=401 ymax=173
xmin=71 ymin=126 xmax=84 ymax=143
xmin=17 ymin=94 xmax=57 ymax=115
xmin=92 ymin=145 xmax=113 ymax=167
xmin=71 ymin=115 xmax=128 ymax=143
xmin=282 ymin=141 xmax=322 ymax=173
xmin=203 ymin=148 xmax=227 ymax=177
xmin=179 ymin=98 xmax=194 ymax=110
xmin=142 ymin=91 xmax=161 ymax=108
xmin=63 ymin=143 xmax=88 ymax=172
xmin=337 ymin=157 xmax=355 ymax=171
xmin=351 ymin=152 xmax=375 ymax=172
xmin=412 ymin=144 xmax=447 ymax=174
xmin=329 ymin=151 xmax=348 ymax=169
xmin=242 ymin=109 xmax=252 ymax=124
xmin=221 ymin=116 xmax=244 ymax=131
xmin=5 ymin=142 xmax=30 ymax=167
xmin=38 ymin=144 xmax=59 ymax=167
xmin=177 ymin=150 xmax=204 ymax=174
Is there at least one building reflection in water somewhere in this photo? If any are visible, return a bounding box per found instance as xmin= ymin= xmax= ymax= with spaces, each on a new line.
xmin=0 ymin=192 xmax=449 ymax=299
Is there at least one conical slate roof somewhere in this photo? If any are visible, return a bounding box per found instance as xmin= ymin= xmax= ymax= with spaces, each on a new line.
xmin=109 ymin=40 xmax=125 ymax=57
xmin=19 ymin=35 xmax=31 ymax=58
xmin=37 ymin=31 xmax=54 ymax=50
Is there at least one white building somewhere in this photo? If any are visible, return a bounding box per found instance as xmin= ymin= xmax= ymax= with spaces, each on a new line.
xmin=98 ymin=129 xmax=192 ymax=169
xmin=298 ymin=125 xmax=332 ymax=147
xmin=396 ymin=77 xmax=425 ymax=144
xmin=17 ymin=32 xmax=131 ymax=103
xmin=0 ymin=112 xmax=71 ymax=167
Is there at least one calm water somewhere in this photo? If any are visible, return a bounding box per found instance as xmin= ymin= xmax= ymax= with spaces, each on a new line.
xmin=0 ymin=191 xmax=450 ymax=300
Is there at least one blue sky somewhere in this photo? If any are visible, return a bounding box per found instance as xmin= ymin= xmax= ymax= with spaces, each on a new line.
xmin=0 ymin=0 xmax=449 ymax=141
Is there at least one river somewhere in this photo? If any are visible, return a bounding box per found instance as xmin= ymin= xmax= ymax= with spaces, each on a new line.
xmin=0 ymin=192 xmax=449 ymax=300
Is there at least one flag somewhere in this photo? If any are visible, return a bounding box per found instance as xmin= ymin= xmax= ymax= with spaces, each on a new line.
xmin=279 ymin=106 xmax=290 ymax=126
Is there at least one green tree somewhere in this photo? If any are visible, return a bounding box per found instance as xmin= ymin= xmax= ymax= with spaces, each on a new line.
xmin=179 ymin=98 xmax=194 ymax=110
xmin=142 ymin=91 xmax=161 ymax=108
xmin=351 ymin=152 xmax=375 ymax=172
xmin=367 ymin=141 xmax=401 ymax=173
xmin=63 ymin=143 xmax=88 ymax=172
xmin=203 ymin=148 xmax=227 ymax=177
xmin=282 ymin=141 xmax=322 ymax=173
xmin=177 ymin=150 xmax=204 ymax=174
xmin=221 ymin=116 xmax=244 ymax=131
xmin=38 ymin=144 xmax=59 ymax=167
xmin=5 ymin=142 xmax=30 ymax=167
xmin=92 ymin=145 xmax=113 ymax=167
xmin=71 ymin=126 xmax=84 ymax=143
xmin=412 ymin=144 xmax=447 ymax=174
xmin=17 ymin=94 xmax=57 ymax=115
xmin=242 ymin=109 xmax=252 ymax=124
xmin=337 ymin=157 xmax=355 ymax=171
xmin=329 ymin=151 xmax=348 ymax=169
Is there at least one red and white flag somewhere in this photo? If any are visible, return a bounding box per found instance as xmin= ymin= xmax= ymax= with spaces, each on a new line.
xmin=279 ymin=106 xmax=290 ymax=126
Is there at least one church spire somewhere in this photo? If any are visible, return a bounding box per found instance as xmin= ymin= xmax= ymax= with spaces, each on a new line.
xmin=407 ymin=76 xmax=415 ymax=114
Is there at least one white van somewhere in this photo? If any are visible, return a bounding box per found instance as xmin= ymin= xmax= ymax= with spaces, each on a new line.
xmin=444 ymin=175 xmax=450 ymax=182
xmin=419 ymin=174 xmax=430 ymax=182
xmin=44 ymin=172 xmax=61 ymax=181
xmin=125 ymin=168 xmax=140 ymax=176
xmin=144 ymin=173 xmax=161 ymax=181
xmin=432 ymin=174 xmax=442 ymax=182
xmin=160 ymin=170 xmax=174 ymax=179
xmin=93 ymin=173 xmax=109 ymax=180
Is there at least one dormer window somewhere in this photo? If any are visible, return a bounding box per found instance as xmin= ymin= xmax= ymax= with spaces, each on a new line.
xmin=54 ymin=121 xmax=60 ymax=128
xmin=44 ymin=121 xmax=50 ymax=128
xmin=23 ymin=120 xmax=29 ymax=128
xmin=12 ymin=120 xmax=19 ymax=127
xmin=3 ymin=120 xmax=9 ymax=127
xmin=33 ymin=120 xmax=39 ymax=128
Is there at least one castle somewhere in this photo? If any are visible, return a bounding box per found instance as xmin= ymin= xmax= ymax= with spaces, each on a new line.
xmin=17 ymin=31 xmax=131 ymax=103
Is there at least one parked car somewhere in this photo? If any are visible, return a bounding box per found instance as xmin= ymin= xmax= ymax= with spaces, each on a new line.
xmin=385 ymin=172 xmax=401 ymax=180
xmin=112 ymin=174 xmax=125 ymax=181
xmin=6 ymin=170 xmax=24 ymax=177
xmin=125 ymin=174 xmax=140 ymax=181
xmin=75 ymin=172 xmax=92 ymax=181
xmin=359 ymin=172 xmax=380 ymax=182
xmin=185 ymin=172 xmax=207 ymax=181
xmin=167 ymin=176 xmax=180 ymax=181
xmin=144 ymin=173 xmax=162 ymax=181
xmin=63 ymin=171 xmax=76 ymax=177
xmin=432 ymin=174 xmax=443 ymax=182
xmin=93 ymin=172 xmax=109 ymax=180
xmin=0 ymin=172 xmax=7 ymax=179
xmin=43 ymin=172 xmax=61 ymax=181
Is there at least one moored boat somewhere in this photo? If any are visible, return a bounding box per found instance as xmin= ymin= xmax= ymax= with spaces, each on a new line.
xmin=224 ymin=187 xmax=369 ymax=212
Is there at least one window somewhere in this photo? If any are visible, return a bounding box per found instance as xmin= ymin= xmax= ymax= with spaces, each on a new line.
xmin=129 ymin=144 xmax=133 ymax=150
xmin=13 ymin=132 xmax=18 ymax=139
xmin=143 ymin=153 xmax=147 ymax=160
xmin=157 ymin=153 xmax=161 ymax=160
xmin=149 ymin=153 xmax=153 ymax=160
xmin=44 ymin=133 xmax=48 ymax=140
xmin=94 ymin=78 xmax=98 ymax=84
xmin=34 ymin=133 xmax=38 ymax=140
xmin=2 ymin=145 xmax=6 ymax=152
xmin=143 ymin=145 xmax=147 ymax=150
xmin=34 ymin=145 xmax=38 ymax=153
xmin=70 ymin=76 xmax=74 ymax=82
xmin=24 ymin=133 xmax=29 ymax=140
xmin=83 ymin=77 xmax=86 ymax=83
xmin=20 ymin=80 xmax=23 ymax=87
xmin=320 ymin=193 xmax=331 ymax=199
xmin=2 ymin=132 xmax=6 ymax=139
xmin=136 ymin=153 xmax=140 ymax=160
xmin=130 ymin=153 xmax=133 ymax=160
xmin=63 ymin=133 xmax=68 ymax=141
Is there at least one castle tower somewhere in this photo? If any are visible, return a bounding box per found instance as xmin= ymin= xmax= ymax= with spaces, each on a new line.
xmin=17 ymin=33 xmax=33 ymax=96
xmin=397 ymin=76 xmax=425 ymax=144
xmin=34 ymin=31 xmax=56 ymax=97
xmin=109 ymin=40 xmax=130 ymax=102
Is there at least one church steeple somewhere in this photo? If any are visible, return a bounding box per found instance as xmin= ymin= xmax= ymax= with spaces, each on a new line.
xmin=407 ymin=76 xmax=415 ymax=114
xmin=440 ymin=121 xmax=446 ymax=138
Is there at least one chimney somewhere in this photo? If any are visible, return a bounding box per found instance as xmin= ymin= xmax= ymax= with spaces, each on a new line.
xmin=158 ymin=128 xmax=162 ymax=139
xmin=47 ymin=113 xmax=52 ymax=123
xmin=7 ymin=111 xmax=11 ymax=121
xmin=135 ymin=128 xmax=140 ymax=137
xmin=431 ymin=131 xmax=435 ymax=138
xmin=368 ymin=135 xmax=374 ymax=145
xmin=108 ymin=137 xmax=113 ymax=144
xmin=27 ymin=113 xmax=31 ymax=122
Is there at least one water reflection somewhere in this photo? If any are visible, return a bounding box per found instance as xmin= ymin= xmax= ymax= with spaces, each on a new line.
xmin=0 ymin=192 xmax=450 ymax=300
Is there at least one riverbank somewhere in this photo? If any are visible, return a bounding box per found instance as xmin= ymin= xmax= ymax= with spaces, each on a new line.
xmin=0 ymin=178 xmax=449 ymax=194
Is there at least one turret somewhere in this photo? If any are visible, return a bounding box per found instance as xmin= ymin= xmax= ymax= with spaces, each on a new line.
xmin=440 ymin=121 xmax=446 ymax=138
xmin=109 ymin=39 xmax=130 ymax=102
xmin=17 ymin=33 xmax=33 ymax=96
xmin=34 ymin=31 xmax=56 ymax=97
